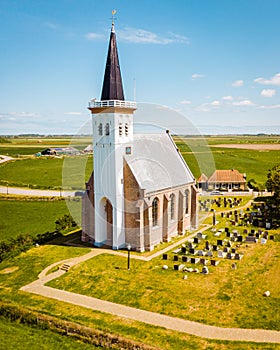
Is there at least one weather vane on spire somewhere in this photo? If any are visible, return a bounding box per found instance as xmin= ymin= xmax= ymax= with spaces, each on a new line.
xmin=111 ymin=10 xmax=117 ymax=25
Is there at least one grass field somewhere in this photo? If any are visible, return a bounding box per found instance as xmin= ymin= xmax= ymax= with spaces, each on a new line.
xmin=0 ymin=135 xmax=279 ymax=189
xmin=0 ymin=156 xmax=93 ymax=189
xmin=0 ymin=244 xmax=278 ymax=350
xmin=0 ymin=198 xmax=81 ymax=240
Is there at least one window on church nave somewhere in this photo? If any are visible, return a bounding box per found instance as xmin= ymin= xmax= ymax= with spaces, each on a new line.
xmin=152 ymin=198 xmax=159 ymax=227
xmin=119 ymin=123 xmax=123 ymax=136
xmin=170 ymin=193 xmax=175 ymax=220
xmin=185 ymin=190 xmax=189 ymax=214
xmin=105 ymin=123 xmax=110 ymax=136
xmin=98 ymin=123 xmax=103 ymax=136
xmin=125 ymin=123 xmax=129 ymax=136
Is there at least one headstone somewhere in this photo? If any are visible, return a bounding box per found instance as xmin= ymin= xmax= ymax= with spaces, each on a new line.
xmin=218 ymin=250 xmax=226 ymax=258
xmin=162 ymin=254 xmax=168 ymax=260
xmin=178 ymin=264 xmax=185 ymax=271
xmin=183 ymin=275 xmax=188 ymax=280
xmin=234 ymin=253 xmax=243 ymax=260
xmin=194 ymin=237 xmax=200 ymax=244
xmin=205 ymin=241 xmax=210 ymax=250
xmin=227 ymin=241 xmax=232 ymax=248
xmin=189 ymin=248 xmax=197 ymax=255
xmin=226 ymin=252 xmax=233 ymax=259
xmin=217 ymin=239 xmax=223 ymax=246
xmin=207 ymin=251 xmax=213 ymax=257
xmin=237 ymin=235 xmax=243 ymax=242
xmin=261 ymin=238 xmax=267 ymax=244
xmin=231 ymin=248 xmax=236 ymax=254
xmin=223 ymin=247 xmax=229 ymax=253
xmin=198 ymin=250 xmax=204 ymax=256
xmin=269 ymin=235 xmax=274 ymax=240
xmin=174 ymin=255 xmax=179 ymax=261
xmin=225 ymin=227 xmax=229 ymax=233
xmin=245 ymin=236 xmax=257 ymax=243
xmin=200 ymin=258 xmax=208 ymax=265
xmin=201 ymin=266 xmax=209 ymax=274
xmin=263 ymin=232 xmax=268 ymax=239
xmin=191 ymin=257 xmax=199 ymax=264
xmin=162 ymin=265 xmax=168 ymax=270
xmin=197 ymin=232 xmax=203 ymax=239
xmin=182 ymin=256 xmax=188 ymax=262
xmin=231 ymin=263 xmax=237 ymax=269
xmin=181 ymin=246 xmax=187 ymax=254
xmin=212 ymin=245 xmax=218 ymax=251
xmin=174 ymin=264 xmax=179 ymax=270
xmin=263 ymin=291 xmax=270 ymax=297
xmin=211 ymin=259 xmax=219 ymax=266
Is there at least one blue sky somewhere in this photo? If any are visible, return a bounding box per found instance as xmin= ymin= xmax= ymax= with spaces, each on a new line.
xmin=0 ymin=0 xmax=280 ymax=135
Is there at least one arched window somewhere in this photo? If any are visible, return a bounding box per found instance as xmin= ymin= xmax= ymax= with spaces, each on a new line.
xmin=105 ymin=123 xmax=110 ymax=136
xmin=125 ymin=123 xmax=129 ymax=136
xmin=152 ymin=198 xmax=159 ymax=227
xmin=170 ymin=193 xmax=175 ymax=220
xmin=185 ymin=190 xmax=189 ymax=214
xmin=98 ymin=123 xmax=103 ymax=136
xmin=119 ymin=123 xmax=123 ymax=136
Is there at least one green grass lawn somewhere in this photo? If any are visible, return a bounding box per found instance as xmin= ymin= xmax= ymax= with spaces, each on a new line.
xmin=0 ymin=156 xmax=93 ymax=189
xmin=0 ymin=245 xmax=278 ymax=350
xmin=0 ymin=317 xmax=103 ymax=350
xmin=0 ymin=198 xmax=81 ymax=240
xmin=47 ymin=238 xmax=280 ymax=331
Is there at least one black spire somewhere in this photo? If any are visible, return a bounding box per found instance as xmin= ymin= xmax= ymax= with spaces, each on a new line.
xmin=101 ymin=23 xmax=125 ymax=101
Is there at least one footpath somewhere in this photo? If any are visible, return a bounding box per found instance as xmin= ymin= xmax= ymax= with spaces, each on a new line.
xmin=21 ymin=233 xmax=280 ymax=344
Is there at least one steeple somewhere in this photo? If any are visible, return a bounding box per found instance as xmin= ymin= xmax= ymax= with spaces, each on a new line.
xmin=101 ymin=20 xmax=125 ymax=101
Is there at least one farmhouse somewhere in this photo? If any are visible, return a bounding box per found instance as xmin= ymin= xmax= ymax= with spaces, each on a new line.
xmin=82 ymin=21 xmax=198 ymax=251
xmin=198 ymin=169 xmax=247 ymax=192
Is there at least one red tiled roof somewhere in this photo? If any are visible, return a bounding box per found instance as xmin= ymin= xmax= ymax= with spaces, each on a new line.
xmin=197 ymin=173 xmax=208 ymax=183
xmin=207 ymin=169 xmax=246 ymax=183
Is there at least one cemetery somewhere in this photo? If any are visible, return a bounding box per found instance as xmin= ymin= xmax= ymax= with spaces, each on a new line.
xmin=161 ymin=196 xmax=277 ymax=277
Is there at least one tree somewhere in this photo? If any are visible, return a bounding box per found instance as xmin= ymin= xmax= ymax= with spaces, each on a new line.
xmin=266 ymin=164 xmax=280 ymax=205
xmin=55 ymin=214 xmax=77 ymax=233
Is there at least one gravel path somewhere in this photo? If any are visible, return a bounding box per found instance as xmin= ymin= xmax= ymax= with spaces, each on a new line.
xmin=20 ymin=244 xmax=280 ymax=344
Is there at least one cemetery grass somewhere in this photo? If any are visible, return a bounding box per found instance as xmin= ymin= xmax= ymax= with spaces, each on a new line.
xmin=0 ymin=198 xmax=81 ymax=240
xmin=0 ymin=247 xmax=278 ymax=350
xmin=47 ymin=237 xmax=280 ymax=331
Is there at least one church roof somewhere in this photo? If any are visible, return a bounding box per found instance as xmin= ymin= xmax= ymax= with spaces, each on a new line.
xmin=101 ymin=24 xmax=125 ymax=101
xmin=125 ymin=132 xmax=195 ymax=194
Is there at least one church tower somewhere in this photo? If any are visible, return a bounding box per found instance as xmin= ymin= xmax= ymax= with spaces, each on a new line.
xmin=88 ymin=21 xmax=137 ymax=249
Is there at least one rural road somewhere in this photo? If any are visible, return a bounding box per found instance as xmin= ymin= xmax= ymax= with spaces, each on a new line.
xmin=20 ymin=245 xmax=280 ymax=344
xmin=0 ymin=186 xmax=76 ymax=197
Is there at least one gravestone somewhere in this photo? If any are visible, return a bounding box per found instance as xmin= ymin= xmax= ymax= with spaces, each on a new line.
xmin=226 ymin=252 xmax=233 ymax=259
xmin=218 ymin=250 xmax=226 ymax=258
xmin=201 ymin=266 xmax=209 ymax=274
xmin=211 ymin=259 xmax=219 ymax=266
xmin=245 ymin=236 xmax=257 ymax=243
xmin=191 ymin=257 xmax=199 ymax=264
xmin=182 ymin=256 xmax=188 ymax=262
xmin=205 ymin=241 xmax=210 ymax=250
xmin=234 ymin=253 xmax=243 ymax=260
xmin=194 ymin=237 xmax=200 ymax=244
xmin=162 ymin=254 xmax=168 ymax=260
xmin=261 ymin=238 xmax=267 ymax=244
xmin=237 ymin=236 xmax=243 ymax=242
xmin=174 ymin=255 xmax=179 ymax=261
xmin=269 ymin=235 xmax=274 ymax=240
xmin=231 ymin=248 xmax=236 ymax=254
xmin=181 ymin=246 xmax=187 ymax=254
xmin=213 ymin=245 xmax=218 ymax=251
xmin=198 ymin=250 xmax=204 ymax=256
xmin=174 ymin=264 xmax=179 ymax=270
xmin=223 ymin=247 xmax=229 ymax=253
xmin=217 ymin=239 xmax=223 ymax=246
xmin=207 ymin=251 xmax=213 ymax=257
xmin=200 ymin=258 xmax=208 ymax=265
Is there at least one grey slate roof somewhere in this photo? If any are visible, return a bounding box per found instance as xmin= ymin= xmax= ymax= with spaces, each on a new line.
xmin=125 ymin=132 xmax=195 ymax=194
xmin=101 ymin=24 xmax=125 ymax=101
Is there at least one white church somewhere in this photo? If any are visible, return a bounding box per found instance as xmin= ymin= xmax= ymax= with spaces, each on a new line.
xmin=82 ymin=20 xmax=198 ymax=252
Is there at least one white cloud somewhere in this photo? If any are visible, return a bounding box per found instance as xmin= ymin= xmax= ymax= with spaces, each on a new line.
xmin=232 ymin=80 xmax=244 ymax=87
xmin=64 ymin=112 xmax=83 ymax=116
xmin=85 ymin=32 xmax=106 ymax=40
xmin=232 ymin=99 xmax=254 ymax=106
xmin=210 ymin=100 xmax=220 ymax=106
xmin=179 ymin=100 xmax=192 ymax=105
xmin=254 ymin=73 xmax=280 ymax=86
xmin=258 ymin=104 xmax=280 ymax=109
xmin=118 ymin=27 xmax=189 ymax=45
xmin=261 ymin=89 xmax=276 ymax=98
xmin=222 ymin=95 xmax=233 ymax=101
xmin=192 ymin=73 xmax=205 ymax=80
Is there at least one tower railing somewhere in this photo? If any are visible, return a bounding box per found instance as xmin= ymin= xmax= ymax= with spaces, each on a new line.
xmin=88 ymin=99 xmax=137 ymax=109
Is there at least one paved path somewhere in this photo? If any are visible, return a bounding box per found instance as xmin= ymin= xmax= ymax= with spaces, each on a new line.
xmin=0 ymin=155 xmax=14 ymax=164
xmin=0 ymin=186 xmax=76 ymax=197
xmin=20 ymin=244 xmax=280 ymax=344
